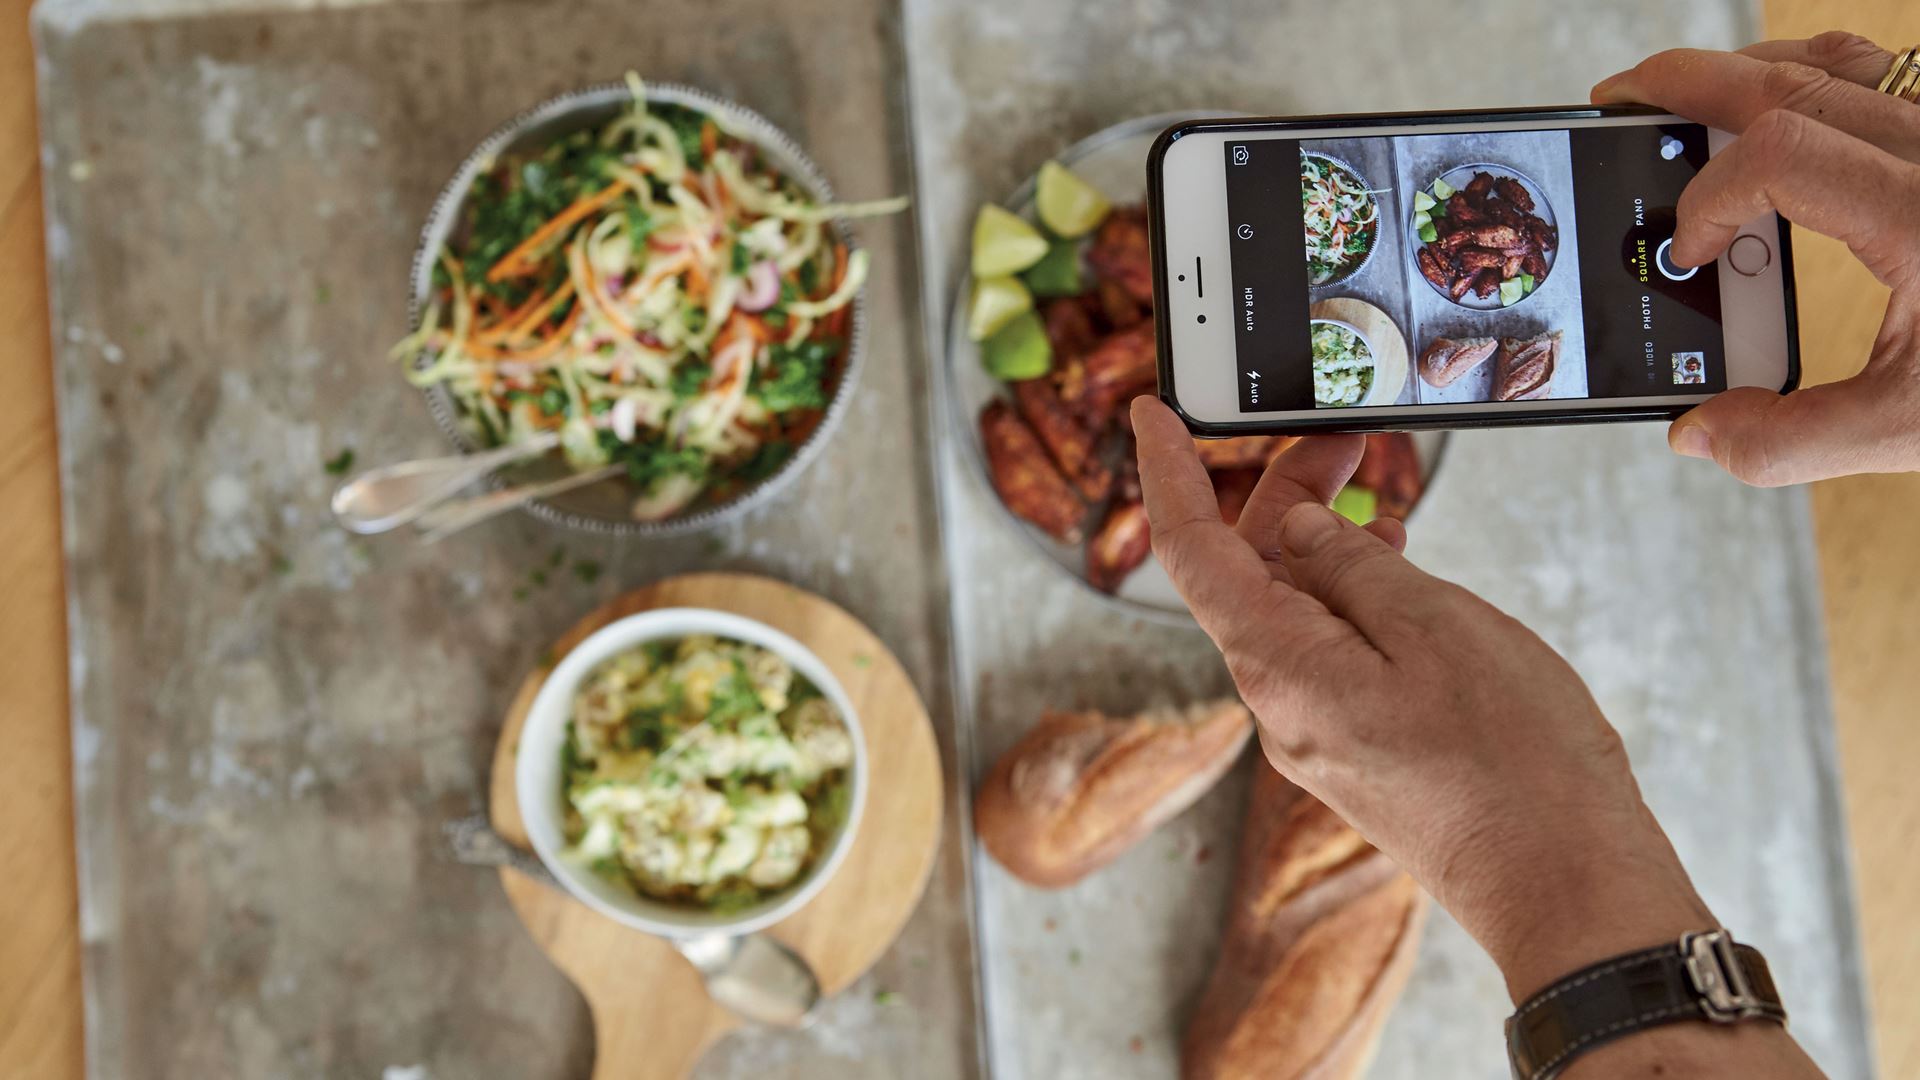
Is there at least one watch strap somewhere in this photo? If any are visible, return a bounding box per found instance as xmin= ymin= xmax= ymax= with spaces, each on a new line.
xmin=1505 ymin=930 xmax=1786 ymax=1080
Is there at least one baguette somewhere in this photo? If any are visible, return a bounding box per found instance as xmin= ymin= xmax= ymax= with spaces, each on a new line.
xmin=1493 ymin=330 xmax=1562 ymax=401
xmin=1183 ymin=768 xmax=1426 ymax=1080
xmin=974 ymin=699 xmax=1253 ymax=888
xmin=1416 ymin=336 xmax=1497 ymax=388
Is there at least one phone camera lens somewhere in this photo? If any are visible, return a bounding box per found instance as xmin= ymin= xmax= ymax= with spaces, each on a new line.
xmin=1196 ymin=314 xmax=1207 ymax=324
xmin=1177 ymin=274 xmax=1186 ymax=282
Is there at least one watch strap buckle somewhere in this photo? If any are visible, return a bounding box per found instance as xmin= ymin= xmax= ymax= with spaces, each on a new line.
xmin=1682 ymin=929 xmax=1765 ymax=1022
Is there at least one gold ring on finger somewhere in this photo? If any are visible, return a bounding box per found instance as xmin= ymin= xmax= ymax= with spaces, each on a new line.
xmin=1877 ymin=45 xmax=1920 ymax=103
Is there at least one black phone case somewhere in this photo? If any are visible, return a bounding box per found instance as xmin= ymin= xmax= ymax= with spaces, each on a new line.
xmin=1145 ymin=106 xmax=1801 ymax=438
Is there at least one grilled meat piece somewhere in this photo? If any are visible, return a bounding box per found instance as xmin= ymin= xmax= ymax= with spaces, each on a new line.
xmin=1493 ymin=176 xmax=1534 ymax=213
xmin=1527 ymin=217 xmax=1558 ymax=253
xmin=1194 ymin=436 xmax=1279 ymax=470
xmin=1471 ymin=269 xmax=1500 ymax=298
xmin=1464 ymin=172 xmax=1495 ymax=204
xmin=1448 ymin=271 xmax=1477 ymax=301
xmin=1115 ymin=444 xmax=1142 ymax=502
xmin=981 ymin=400 xmax=1086 ymax=543
xmin=1417 ymin=245 xmax=1452 ymax=290
xmin=1072 ymin=323 xmax=1159 ymax=426
xmin=1456 ymin=247 xmax=1505 ymax=274
xmin=1461 ymin=224 xmax=1525 ymax=251
xmin=1493 ymin=331 xmax=1563 ymax=401
xmin=1445 ymin=193 xmax=1486 ymax=225
xmin=1351 ymin=433 xmax=1425 ymax=521
xmin=1521 ymin=252 xmax=1549 ymax=279
xmin=1502 ymin=254 xmax=1525 ymax=279
xmin=1211 ymin=468 xmax=1262 ymax=527
xmin=1087 ymin=207 xmax=1155 ymax=304
xmin=1042 ymin=297 xmax=1100 ymax=364
xmin=1438 ymin=229 xmax=1476 ymax=255
xmin=1086 ymin=501 xmax=1152 ymax=592
xmin=1098 ymin=278 xmax=1147 ymax=330
xmin=1015 ymin=378 xmax=1112 ymax=503
xmin=1417 ymin=336 xmax=1498 ymax=389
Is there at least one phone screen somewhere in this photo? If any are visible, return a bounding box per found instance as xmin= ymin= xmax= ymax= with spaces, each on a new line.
xmin=1220 ymin=123 xmax=1723 ymax=412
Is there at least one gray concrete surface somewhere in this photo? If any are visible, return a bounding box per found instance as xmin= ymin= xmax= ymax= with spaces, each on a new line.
xmin=36 ymin=2 xmax=981 ymax=1077
xmin=903 ymin=0 xmax=1875 ymax=1078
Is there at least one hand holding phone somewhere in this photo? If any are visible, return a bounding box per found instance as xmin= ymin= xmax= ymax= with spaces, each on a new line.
xmin=1150 ymin=106 xmax=1797 ymax=437
xmin=1593 ymin=34 xmax=1920 ymax=485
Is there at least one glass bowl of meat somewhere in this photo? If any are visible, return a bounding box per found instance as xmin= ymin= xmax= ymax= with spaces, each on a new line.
xmin=946 ymin=114 xmax=1449 ymax=623
xmin=1409 ymin=164 xmax=1558 ymax=310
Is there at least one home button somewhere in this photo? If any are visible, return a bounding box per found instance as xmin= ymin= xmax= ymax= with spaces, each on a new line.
xmin=1729 ymin=234 xmax=1772 ymax=277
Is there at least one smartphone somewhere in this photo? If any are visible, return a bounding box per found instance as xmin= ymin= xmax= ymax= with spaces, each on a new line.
xmin=1147 ymin=106 xmax=1797 ymax=434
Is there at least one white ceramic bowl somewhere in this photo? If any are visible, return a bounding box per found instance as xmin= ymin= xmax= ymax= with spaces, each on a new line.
xmin=1309 ymin=318 xmax=1391 ymax=408
xmin=516 ymin=608 xmax=868 ymax=938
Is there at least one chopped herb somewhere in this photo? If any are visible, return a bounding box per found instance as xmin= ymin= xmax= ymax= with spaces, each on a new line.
xmin=762 ymin=309 xmax=788 ymax=329
xmin=573 ymin=559 xmax=602 ymax=584
xmin=513 ymin=586 xmax=530 ymax=602
xmin=270 ymin=553 xmax=294 ymax=576
xmin=323 ymin=447 xmax=356 ymax=476
xmin=752 ymin=339 xmax=838 ymax=413
xmin=529 ymin=568 xmax=548 ymax=587
xmin=702 ymin=537 xmax=728 ymax=557
xmin=730 ymin=241 xmax=751 ymax=275
xmin=708 ymin=663 xmax=764 ymax=725
xmin=537 ymin=386 xmax=568 ymax=416
xmin=548 ymin=545 xmax=566 ymax=569
xmin=851 ymin=653 xmax=873 ymax=668
xmin=1068 ymin=948 xmax=1082 ymax=966
xmin=315 ymin=281 xmax=331 ymax=304
xmin=670 ymin=362 xmax=712 ymax=399
xmin=873 ymin=989 xmax=901 ymax=1006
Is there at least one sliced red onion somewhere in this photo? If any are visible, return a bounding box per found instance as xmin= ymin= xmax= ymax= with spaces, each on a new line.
xmin=610 ymin=397 xmax=638 ymax=442
xmin=737 ymin=260 xmax=781 ymax=312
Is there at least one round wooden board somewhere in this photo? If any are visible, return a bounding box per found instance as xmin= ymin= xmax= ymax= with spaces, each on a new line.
xmin=486 ymin=572 xmax=944 ymax=1079
xmin=1311 ymin=296 xmax=1411 ymax=406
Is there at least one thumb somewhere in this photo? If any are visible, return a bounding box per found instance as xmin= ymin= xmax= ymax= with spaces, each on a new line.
xmin=1669 ymin=380 xmax=1920 ymax=486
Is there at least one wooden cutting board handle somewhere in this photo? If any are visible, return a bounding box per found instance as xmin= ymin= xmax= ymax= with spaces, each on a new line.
xmin=487 ymin=572 xmax=944 ymax=1078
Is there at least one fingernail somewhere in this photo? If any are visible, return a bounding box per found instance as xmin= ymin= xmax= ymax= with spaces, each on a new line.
xmin=1591 ymin=73 xmax=1627 ymax=100
xmin=1672 ymin=424 xmax=1712 ymax=460
xmin=1279 ymin=502 xmax=1343 ymax=557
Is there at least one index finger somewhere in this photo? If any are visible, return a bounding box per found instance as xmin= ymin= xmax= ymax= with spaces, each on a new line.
xmin=1129 ymin=397 xmax=1274 ymax=622
xmin=1593 ymin=46 xmax=1920 ymax=163
xmin=1739 ymin=32 xmax=1895 ymax=87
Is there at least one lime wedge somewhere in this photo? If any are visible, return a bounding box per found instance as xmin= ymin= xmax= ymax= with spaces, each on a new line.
xmin=1332 ymin=485 xmax=1377 ymax=525
xmin=973 ymin=204 xmax=1049 ymax=278
xmin=1431 ymin=177 xmax=1457 ymax=200
xmin=1022 ymin=238 xmax=1084 ymax=297
xmin=1412 ymin=191 xmax=1436 ymax=212
xmin=1519 ymin=272 xmax=1536 ymax=295
xmin=981 ymin=310 xmax=1052 ymax=380
xmin=1412 ymin=210 xmax=1433 ymax=231
xmin=1035 ymin=161 xmax=1112 ymax=239
xmin=1418 ymin=222 xmax=1439 ymax=244
xmin=969 ymin=275 xmax=1033 ymax=341
xmin=1499 ymin=278 xmax=1525 ymax=306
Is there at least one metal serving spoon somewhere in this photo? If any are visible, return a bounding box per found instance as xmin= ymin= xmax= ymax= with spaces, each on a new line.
xmin=443 ymin=815 xmax=823 ymax=1027
xmin=330 ymin=433 xmax=560 ymax=534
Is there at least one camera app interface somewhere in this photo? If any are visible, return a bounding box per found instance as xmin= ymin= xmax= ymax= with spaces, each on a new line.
xmin=1221 ymin=123 xmax=1723 ymax=412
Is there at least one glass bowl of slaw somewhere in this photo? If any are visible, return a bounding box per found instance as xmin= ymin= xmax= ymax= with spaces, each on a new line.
xmin=401 ymin=80 xmax=897 ymax=536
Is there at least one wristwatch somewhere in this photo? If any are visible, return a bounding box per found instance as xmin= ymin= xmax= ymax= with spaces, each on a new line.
xmin=1505 ymin=929 xmax=1787 ymax=1080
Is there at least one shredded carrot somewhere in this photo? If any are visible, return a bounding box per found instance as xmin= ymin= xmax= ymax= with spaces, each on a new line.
xmin=700 ymin=121 xmax=718 ymax=161
xmin=468 ymin=306 xmax=581 ymax=363
xmin=685 ymin=256 xmax=710 ymax=299
xmin=486 ymin=181 xmax=629 ymax=283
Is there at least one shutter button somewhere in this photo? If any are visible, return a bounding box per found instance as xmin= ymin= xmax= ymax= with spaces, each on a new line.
xmin=1729 ymin=235 xmax=1772 ymax=277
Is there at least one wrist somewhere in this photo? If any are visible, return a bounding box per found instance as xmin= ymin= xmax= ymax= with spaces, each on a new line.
xmin=1444 ymin=809 xmax=1714 ymax=1001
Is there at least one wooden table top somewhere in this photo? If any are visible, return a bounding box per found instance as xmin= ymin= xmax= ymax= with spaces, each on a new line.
xmin=2 ymin=1 xmax=1912 ymax=1076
